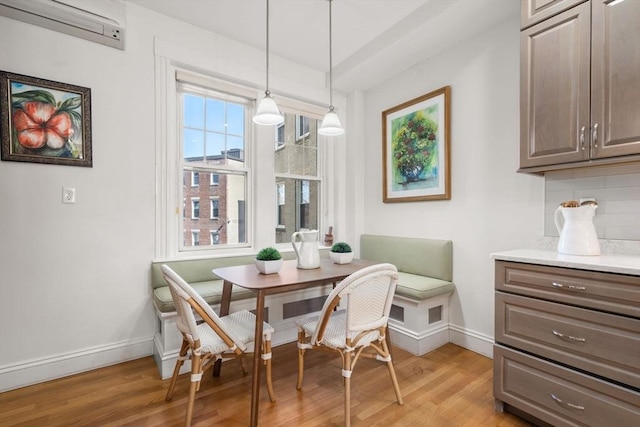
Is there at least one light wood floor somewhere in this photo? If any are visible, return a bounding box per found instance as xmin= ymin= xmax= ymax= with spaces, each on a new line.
xmin=0 ymin=343 xmax=533 ymax=426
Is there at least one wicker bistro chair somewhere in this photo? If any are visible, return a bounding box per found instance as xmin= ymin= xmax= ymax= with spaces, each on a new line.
xmin=161 ymin=265 xmax=276 ymax=427
xmin=296 ymin=263 xmax=403 ymax=426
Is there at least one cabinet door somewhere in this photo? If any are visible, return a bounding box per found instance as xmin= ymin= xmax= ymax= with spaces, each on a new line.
xmin=590 ymin=0 xmax=640 ymax=159
xmin=520 ymin=2 xmax=591 ymax=168
xmin=521 ymin=0 xmax=587 ymax=29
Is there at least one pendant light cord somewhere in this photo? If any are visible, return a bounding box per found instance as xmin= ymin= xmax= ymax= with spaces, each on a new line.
xmin=328 ymin=0 xmax=334 ymax=109
xmin=265 ymin=0 xmax=271 ymax=95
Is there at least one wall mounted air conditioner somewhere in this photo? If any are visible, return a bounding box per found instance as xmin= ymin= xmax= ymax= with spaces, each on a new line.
xmin=0 ymin=0 xmax=125 ymax=50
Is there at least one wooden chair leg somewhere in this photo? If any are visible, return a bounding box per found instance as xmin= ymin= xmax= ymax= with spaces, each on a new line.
xmin=296 ymin=330 xmax=306 ymax=390
xmin=166 ymin=339 xmax=189 ymax=401
xmin=185 ymin=352 xmax=202 ymax=427
xmin=381 ymin=338 xmax=403 ymax=405
xmin=343 ymin=351 xmax=352 ymax=427
xmin=263 ymin=338 xmax=276 ymax=402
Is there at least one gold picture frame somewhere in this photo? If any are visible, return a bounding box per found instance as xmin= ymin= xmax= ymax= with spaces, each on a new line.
xmin=382 ymin=86 xmax=450 ymax=202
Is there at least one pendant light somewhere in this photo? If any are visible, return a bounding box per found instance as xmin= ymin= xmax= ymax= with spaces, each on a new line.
xmin=253 ymin=0 xmax=284 ymax=125
xmin=318 ymin=0 xmax=344 ymax=136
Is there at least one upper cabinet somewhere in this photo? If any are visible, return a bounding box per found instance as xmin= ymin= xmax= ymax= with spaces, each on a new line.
xmin=519 ymin=0 xmax=640 ymax=172
xmin=521 ymin=0 xmax=586 ymax=28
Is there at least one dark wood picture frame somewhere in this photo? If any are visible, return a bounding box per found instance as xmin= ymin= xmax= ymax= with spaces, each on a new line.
xmin=0 ymin=70 xmax=92 ymax=167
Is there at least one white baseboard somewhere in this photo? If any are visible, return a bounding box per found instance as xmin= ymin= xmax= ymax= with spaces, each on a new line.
xmin=0 ymin=337 xmax=154 ymax=392
xmin=448 ymin=324 xmax=494 ymax=358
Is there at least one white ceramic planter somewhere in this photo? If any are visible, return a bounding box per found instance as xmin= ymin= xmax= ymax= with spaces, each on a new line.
xmin=330 ymin=251 xmax=354 ymax=264
xmin=255 ymin=258 xmax=283 ymax=274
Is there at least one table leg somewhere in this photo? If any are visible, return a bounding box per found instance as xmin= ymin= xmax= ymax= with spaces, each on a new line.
xmin=213 ymin=280 xmax=234 ymax=377
xmin=250 ymin=290 xmax=265 ymax=427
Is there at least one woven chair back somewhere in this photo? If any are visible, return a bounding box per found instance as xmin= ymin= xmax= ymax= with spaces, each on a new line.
xmin=312 ymin=263 xmax=398 ymax=345
xmin=161 ymin=264 xmax=246 ymax=350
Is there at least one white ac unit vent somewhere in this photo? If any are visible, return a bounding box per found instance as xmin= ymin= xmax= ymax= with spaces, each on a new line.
xmin=0 ymin=0 xmax=125 ymax=50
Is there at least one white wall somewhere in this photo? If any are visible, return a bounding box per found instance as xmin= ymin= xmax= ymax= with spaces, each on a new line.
xmin=354 ymin=15 xmax=544 ymax=355
xmin=0 ymin=3 xmax=343 ymax=391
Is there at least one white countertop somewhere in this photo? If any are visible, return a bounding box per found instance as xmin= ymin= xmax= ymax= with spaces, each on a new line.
xmin=491 ymin=249 xmax=640 ymax=276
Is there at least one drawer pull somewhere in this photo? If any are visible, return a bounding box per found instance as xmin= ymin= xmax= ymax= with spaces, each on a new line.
xmin=552 ymin=329 xmax=586 ymax=342
xmin=550 ymin=393 xmax=585 ymax=411
xmin=551 ymin=282 xmax=587 ymax=291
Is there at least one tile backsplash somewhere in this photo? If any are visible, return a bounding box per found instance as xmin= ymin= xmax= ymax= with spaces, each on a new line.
xmin=545 ymin=163 xmax=640 ymax=241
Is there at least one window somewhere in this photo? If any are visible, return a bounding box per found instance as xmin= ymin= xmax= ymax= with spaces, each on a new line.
xmin=295 ymin=115 xmax=310 ymax=140
xmin=211 ymin=198 xmax=219 ymax=219
xmin=299 ymin=180 xmax=310 ymax=229
xmin=275 ymin=123 xmax=285 ymax=149
xmin=191 ymin=198 xmax=200 ymax=219
xmin=156 ymin=63 xmax=330 ymax=257
xmin=275 ymin=112 xmax=320 ymax=243
xmin=277 ymin=182 xmax=285 ymax=227
xmin=178 ymin=80 xmax=250 ymax=249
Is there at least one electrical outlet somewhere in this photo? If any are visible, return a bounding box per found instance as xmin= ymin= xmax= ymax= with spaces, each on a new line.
xmin=62 ymin=187 xmax=76 ymax=204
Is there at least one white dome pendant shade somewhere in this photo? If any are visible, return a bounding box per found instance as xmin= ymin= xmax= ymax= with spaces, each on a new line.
xmin=318 ymin=0 xmax=344 ymax=136
xmin=253 ymin=0 xmax=284 ymax=126
xmin=318 ymin=107 xmax=343 ymax=136
xmin=254 ymin=90 xmax=283 ymax=125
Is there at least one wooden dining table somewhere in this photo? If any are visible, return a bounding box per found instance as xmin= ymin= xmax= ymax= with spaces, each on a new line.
xmin=212 ymin=257 xmax=375 ymax=427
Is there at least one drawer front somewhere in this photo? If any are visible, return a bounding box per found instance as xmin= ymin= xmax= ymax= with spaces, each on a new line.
xmin=495 ymin=261 xmax=640 ymax=317
xmin=496 ymin=292 xmax=640 ymax=389
xmin=494 ymin=345 xmax=640 ymax=427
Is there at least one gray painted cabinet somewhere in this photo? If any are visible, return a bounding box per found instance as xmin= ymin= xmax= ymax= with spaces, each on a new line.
xmin=493 ymin=261 xmax=640 ymax=426
xmin=519 ymin=0 xmax=640 ymax=171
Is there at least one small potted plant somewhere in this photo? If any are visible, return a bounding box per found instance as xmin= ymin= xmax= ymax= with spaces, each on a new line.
xmin=255 ymin=247 xmax=283 ymax=274
xmin=330 ymin=242 xmax=354 ymax=264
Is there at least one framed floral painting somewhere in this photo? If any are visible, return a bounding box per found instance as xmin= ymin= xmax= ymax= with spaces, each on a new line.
xmin=0 ymin=71 xmax=92 ymax=167
xmin=382 ymin=86 xmax=450 ymax=202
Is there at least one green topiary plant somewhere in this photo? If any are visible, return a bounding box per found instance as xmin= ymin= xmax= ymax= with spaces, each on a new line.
xmin=256 ymin=247 xmax=282 ymax=261
xmin=331 ymin=242 xmax=352 ymax=253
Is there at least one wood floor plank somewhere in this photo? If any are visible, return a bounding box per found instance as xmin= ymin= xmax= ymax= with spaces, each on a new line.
xmin=0 ymin=343 xmax=532 ymax=426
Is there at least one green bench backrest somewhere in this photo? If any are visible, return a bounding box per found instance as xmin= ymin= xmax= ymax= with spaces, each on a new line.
xmin=360 ymin=234 xmax=452 ymax=282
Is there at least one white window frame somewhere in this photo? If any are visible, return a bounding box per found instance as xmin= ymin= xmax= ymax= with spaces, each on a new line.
xmin=191 ymin=171 xmax=199 ymax=187
xmin=154 ymin=52 xmax=337 ymax=259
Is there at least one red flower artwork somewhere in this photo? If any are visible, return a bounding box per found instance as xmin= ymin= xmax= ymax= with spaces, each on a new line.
xmin=12 ymin=101 xmax=73 ymax=149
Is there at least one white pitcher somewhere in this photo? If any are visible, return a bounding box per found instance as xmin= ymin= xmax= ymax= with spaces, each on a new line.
xmin=554 ymin=205 xmax=600 ymax=256
xmin=292 ymin=230 xmax=320 ymax=269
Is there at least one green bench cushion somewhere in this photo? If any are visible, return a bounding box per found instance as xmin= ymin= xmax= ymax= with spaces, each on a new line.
xmin=395 ymin=272 xmax=454 ymax=300
xmin=153 ymin=279 xmax=256 ymax=313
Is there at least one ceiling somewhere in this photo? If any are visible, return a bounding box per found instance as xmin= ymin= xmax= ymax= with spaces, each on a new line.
xmin=127 ymin=0 xmax=519 ymax=92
